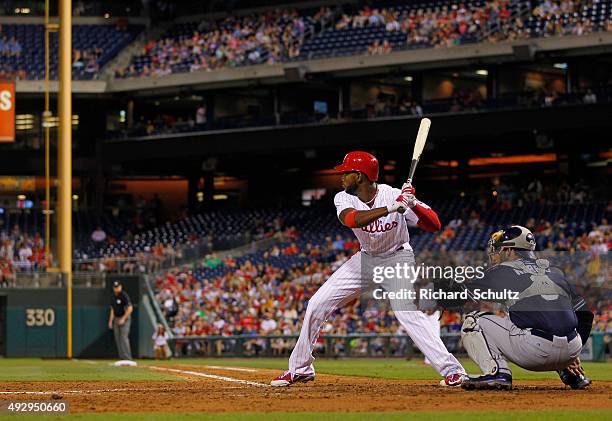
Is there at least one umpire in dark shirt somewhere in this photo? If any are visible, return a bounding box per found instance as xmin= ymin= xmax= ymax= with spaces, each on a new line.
xmin=108 ymin=281 xmax=133 ymax=360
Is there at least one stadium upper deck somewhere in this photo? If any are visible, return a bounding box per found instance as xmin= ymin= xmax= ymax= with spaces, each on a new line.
xmin=2 ymin=0 xmax=612 ymax=92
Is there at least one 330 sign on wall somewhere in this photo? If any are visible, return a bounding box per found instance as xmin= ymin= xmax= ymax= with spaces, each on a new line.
xmin=25 ymin=308 xmax=55 ymax=327
xmin=0 ymin=82 xmax=15 ymax=143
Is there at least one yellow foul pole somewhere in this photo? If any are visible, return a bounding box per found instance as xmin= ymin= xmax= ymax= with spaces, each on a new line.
xmin=44 ymin=0 xmax=51 ymax=268
xmin=58 ymin=0 xmax=73 ymax=359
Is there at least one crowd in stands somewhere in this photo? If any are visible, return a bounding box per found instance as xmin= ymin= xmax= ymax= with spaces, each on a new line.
xmin=113 ymin=0 xmax=612 ymax=81
xmin=519 ymin=0 xmax=612 ymax=38
xmin=154 ymin=209 xmax=608 ymax=356
xmin=72 ymin=203 xmax=296 ymax=274
xmin=0 ymin=64 xmax=26 ymax=80
xmin=0 ymin=21 xmax=142 ymax=80
xmin=0 ymin=27 xmax=25 ymax=80
xmin=0 ymin=34 xmax=22 ymax=57
xmin=71 ymin=47 xmax=103 ymax=76
xmin=0 ymin=0 xmax=611 ymax=82
xmin=75 ymin=233 xmax=183 ymax=274
xmin=116 ymin=7 xmax=333 ymax=78
xmin=343 ymin=1 xmax=514 ymax=50
xmin=0 ymin=227 xmax=47 ymax=286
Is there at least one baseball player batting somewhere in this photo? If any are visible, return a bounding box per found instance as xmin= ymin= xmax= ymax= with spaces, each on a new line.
xmin=459 ymin=226 xmax=593 ymax=390
xmin=271 ymin=151 xmax=466 ymax=387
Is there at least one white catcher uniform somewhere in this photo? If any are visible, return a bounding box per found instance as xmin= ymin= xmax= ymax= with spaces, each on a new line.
xmin=288 ymin=184 xmax=465 ymax=378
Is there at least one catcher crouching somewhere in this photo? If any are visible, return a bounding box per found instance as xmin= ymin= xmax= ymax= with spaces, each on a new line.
xmin=457 ymin=225 xmax=593 ymax=390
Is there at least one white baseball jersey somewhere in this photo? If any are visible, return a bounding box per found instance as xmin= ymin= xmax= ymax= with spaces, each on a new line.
xmin=334 ymin=183 xmax=426 ymax=256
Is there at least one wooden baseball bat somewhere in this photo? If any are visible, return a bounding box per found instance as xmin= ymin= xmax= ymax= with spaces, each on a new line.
xmin=406 ymin=118 xmax=431 ymax=186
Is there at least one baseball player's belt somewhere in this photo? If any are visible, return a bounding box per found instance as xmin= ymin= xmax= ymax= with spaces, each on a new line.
xmin=530 ymin=328 xmax=577 ymax=342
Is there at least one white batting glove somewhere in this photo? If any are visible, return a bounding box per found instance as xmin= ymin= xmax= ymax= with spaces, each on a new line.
xmin=387 ymin=196 xmax=407 ymax=214
xmin=402 ymin=183 xmax=417 ymax=208
xmin=403 ymin=193 xmax=418 ymax=208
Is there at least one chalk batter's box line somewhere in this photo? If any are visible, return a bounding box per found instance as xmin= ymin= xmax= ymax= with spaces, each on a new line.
xmin=169 ymin=363 xmax=258 ymax=373
xmin=0 ymin=388 xmax=144 ymax=395
xmin=0 ymin=366 xmax=268 ymax=395
xmin=148 ymin=366 xmax=270 ymax=387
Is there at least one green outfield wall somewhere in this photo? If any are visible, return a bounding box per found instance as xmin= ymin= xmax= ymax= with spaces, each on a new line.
xmin=0 ymin=275 xmax=143 ymax=358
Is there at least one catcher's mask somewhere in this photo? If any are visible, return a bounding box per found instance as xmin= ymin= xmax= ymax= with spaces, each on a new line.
xmin=487 ymin=225 xmax=536 ymax=263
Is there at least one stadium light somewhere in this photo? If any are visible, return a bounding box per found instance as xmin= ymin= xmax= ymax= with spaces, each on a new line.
xmin=16 ymin=114 xmax=34 ymax=131
xmin=476 ymin=69 xmax=488 ymax=76
xmin=404 ymin=76 xmax=413 ymax=82
xmin=553 ymin=63 xmax=568 ymax=70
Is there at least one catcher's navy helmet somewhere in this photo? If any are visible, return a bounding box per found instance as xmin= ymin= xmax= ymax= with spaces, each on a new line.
xmin=487 ymin=225 xmax=536 ymax=257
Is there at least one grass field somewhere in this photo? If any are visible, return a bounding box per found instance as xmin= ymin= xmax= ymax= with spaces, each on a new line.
xmin=0 ymin=358 xmax=610 ymax=420
xmin=1 ymin=357 xmax=611 ymax=382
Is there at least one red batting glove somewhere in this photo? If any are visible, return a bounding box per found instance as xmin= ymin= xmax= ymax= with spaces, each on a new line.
xmin=401 ymin=183 xmax=415 ymax=196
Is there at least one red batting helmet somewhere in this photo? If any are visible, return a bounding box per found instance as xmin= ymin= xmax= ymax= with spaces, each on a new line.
xmin=334 ymin=151 xmax=379 ymax=182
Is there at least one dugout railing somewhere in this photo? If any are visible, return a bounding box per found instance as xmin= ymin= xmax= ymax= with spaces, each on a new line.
xmin=3 ymin=271 xmax=107 ymax=288
xmin=167 ymin=332 xmax=462 ymax=359
xmin=164 ymin=331 xmax=607 ymax=361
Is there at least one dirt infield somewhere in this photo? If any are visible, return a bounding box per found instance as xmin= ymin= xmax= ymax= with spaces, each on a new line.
xmin=2 ymin=365 xmax=611 ymax=413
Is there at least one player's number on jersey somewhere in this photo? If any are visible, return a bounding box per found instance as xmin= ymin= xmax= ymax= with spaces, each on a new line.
xmin=25 ymin=308 xmax=55 ymax=327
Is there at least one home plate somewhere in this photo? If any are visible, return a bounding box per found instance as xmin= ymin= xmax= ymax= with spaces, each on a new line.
xmin=113 ymin=360 xmax=138 ymax=367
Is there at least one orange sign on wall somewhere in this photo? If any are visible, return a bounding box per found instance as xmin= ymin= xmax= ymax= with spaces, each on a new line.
xmin=0 ymin=82 xmax=15 ymax=142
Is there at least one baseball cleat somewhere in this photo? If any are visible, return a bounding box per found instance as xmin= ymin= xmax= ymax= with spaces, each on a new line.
xmin=558 ymin=370 xmax=592 ymax=390
xmin=461 ymin=373 xmax=513 ymax=390
xmin=270 ymin=370 xmax=315 ymax=387
xmin=439 ymin=372 xmax=468 ymax=387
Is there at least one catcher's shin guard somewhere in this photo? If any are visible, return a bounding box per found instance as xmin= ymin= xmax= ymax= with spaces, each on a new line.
xmin=461 ymin=312 xmax=499 ymax=375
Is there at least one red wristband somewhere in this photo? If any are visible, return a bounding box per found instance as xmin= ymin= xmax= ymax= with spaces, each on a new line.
xmin=344 ymin=210 xmax=358 ymax=228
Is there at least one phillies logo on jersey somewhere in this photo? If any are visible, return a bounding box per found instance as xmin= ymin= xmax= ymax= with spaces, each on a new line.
xmin=361 ymin=220 xmax=398 ymax=234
